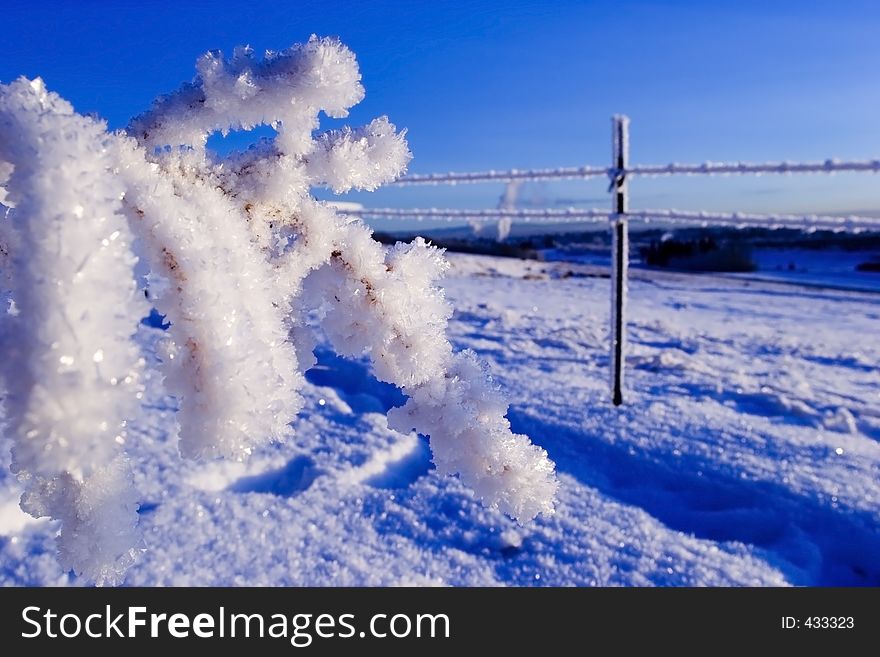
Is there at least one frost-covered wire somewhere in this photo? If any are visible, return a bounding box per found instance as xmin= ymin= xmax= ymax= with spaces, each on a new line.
xmin=347 ymin=206 xmax=880 ymax=232
xmin=626 ymin=209 xmax=880 ymax=232
xmin=391 ymin=166 xmax=611 ymax=185
xmin=625 ymin=159 xmax=880 ymax=177
xmin=388 ymin=159 xmax=880 ymax=185
xmin=344 ymin=207 xmax=614 ymax=222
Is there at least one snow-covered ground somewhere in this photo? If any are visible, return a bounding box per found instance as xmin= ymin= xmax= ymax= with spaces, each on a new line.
xmin=1 ymin=252 xmax=878 ymax=586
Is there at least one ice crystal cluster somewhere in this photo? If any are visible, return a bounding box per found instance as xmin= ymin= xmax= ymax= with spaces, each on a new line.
xmin=0 ymin=37 xmax=557 ymax=585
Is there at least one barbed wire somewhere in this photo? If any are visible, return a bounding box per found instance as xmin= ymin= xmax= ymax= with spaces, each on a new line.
xmin=625 ymin=209 xmax=880 ymax=232
xmin=342 ymin=206 xmax=880 ymax=231
xmin=628 ymin=160 xmax=880 ymax=177
xmin=389 ymin=159 xmax=880 ymax=186
xmin=343 ymin=207 xmax=612 ymax=222
xmin=354 ymin=156 xmax=880 ymax=231
xmin=389 ymin=166 xmax=610 ymax=185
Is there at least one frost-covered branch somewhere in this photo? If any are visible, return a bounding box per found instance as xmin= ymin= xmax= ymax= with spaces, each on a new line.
xmin=113 ymin=142 xmax=304 ymax=459
xmin=308 ymin=117 xmax=411 ymax=193
xmin=302 ymin=233 xmax=557 ymax=519
xmin=0 ymin=78 xmax=145 ymax=584
xmin=0 ymin=37 xmax=557 ymax=584
xmin=129 ymin=36 xmax=364 ymax=155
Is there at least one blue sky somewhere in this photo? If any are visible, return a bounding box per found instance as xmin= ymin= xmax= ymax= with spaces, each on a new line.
xmin=3 ymin=0 xmax=878 ymax=224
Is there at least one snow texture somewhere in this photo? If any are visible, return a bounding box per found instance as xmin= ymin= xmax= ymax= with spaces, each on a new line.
xmin=2 ymin=251 xmax=876 ymax=587
xmin=0 ymin=38 xmax=557 ymax=585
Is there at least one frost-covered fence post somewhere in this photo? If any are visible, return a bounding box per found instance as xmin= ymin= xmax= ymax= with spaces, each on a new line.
xmin=610 ymin=114 xmax=629 ymax=406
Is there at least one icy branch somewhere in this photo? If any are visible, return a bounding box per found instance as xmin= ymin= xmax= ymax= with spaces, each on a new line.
xmin=307 ymin=117 xmax=412 ymax=193
xmin=129 ymin=36 xmax=364 ymax=155
xmin=0 ymin=78 xmax=145 ymax=584
xmin=0 ymin=38 xmax=558 ymax=583
xmin=113 ymin=141 xmax=304 ymax=460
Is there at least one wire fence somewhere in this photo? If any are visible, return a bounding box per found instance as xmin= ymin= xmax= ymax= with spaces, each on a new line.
xmin=346 ymin=207 xmax=612 ymax=223
xmin=345 ymin=207 xmax=880 ymax=232
xmin=386 ymin=159 xmax=880 ymax=186
xmin=340 ymin=115 xmax=880 ymax=406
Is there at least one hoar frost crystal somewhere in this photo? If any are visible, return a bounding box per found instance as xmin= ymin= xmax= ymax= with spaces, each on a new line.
xmin=0 ymin=37 xmax=557 ymax=585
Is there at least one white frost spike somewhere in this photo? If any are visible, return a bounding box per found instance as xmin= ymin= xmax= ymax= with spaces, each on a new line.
xmin=0 ymin=37 xmax=557 ymax=585
xmin=0 ymin=160 xmax=13 ymax=208
xmin=497 ymin=216 xmax=513 ymax=242
xmin=20 ymin=457 xmax=142 ymax=586
xmin=0 ymin=77 xmax=145 ymax=581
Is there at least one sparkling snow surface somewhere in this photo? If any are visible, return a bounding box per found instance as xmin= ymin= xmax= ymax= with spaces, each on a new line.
xmin=2 ymin=252 xmax=878 ymax=586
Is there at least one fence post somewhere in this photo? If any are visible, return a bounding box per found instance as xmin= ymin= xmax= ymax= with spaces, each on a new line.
xmin=610 ymin=115 xmax=629 ymax=406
